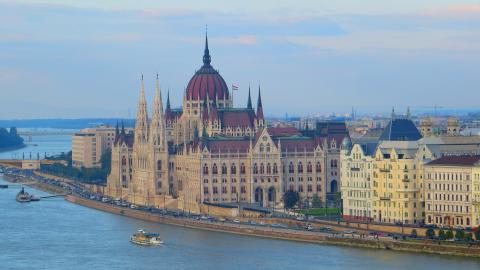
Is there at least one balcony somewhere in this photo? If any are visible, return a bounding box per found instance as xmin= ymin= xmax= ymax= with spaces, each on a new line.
xmin=350 ymin=167 xmax=360 ymax=172
xmin=380 ymin=196 xmax=391 ymax=201
xmin=379 ymin=168 xmax=390 ymax=173
xmin=402 ymin=178 xmax=410 ymax=182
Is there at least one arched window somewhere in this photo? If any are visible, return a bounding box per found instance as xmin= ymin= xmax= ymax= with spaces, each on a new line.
xmin=157 ymin=160 xmax=162 ymax=170
xmin=330 ymin=160 xmax=334 ymax=167
xmin=298 ymin=162 xmax=303 ymax=173
xmin=273 ymin=163 xmax=278 ymax=174
xmin=316 ymin=162 xmax=321 ymax=172
xmin=266 ymin=143 xmax=271 ymax=152
xmin=267 ymin=163 xmax=271 ymax=174
xmin=289 ymin=162 xmax=294 ymax=173
xmin=240 ymin=163 xmax=246 ymax=174
xmin=307 ymin=162 xmax=312 ymax=173
xmin=222 ymin=163 xmax=227 ymax=175
xmin=253 ymin=163 xmax=258 ymax=174
xmin=212 ymin=163 xmax=218 ymax=174
xmin=203 ymin=163 xmax=209 ymax=174
xmin=231 ymin=163 xmax=236 ymax=175
xmin=260 ymin=143 xmax=264 ymax=152
xmin=260 ymin=163 xmax=265 ymax=174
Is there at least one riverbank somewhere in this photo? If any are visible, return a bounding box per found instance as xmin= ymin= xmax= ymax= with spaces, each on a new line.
xmin=2 ymin=165 xmax=479 ymax=258
xmin=66 ymin=194 xmax=480 ymax=258
xmin=0 ymin=144 xmax=26 ymax=153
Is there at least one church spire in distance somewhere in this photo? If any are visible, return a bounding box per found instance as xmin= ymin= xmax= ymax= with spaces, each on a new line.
xmin=203 ymin=25 xmax=211 ymax=66
xmin=247 ymin=85 xmax=252 ymax=110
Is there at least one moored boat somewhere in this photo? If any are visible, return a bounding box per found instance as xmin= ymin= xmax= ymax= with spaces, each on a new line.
xmin=130 ymin=229 xmax=163 ymax=246
xmin=16 ymin=187 xmax=39 ymax=202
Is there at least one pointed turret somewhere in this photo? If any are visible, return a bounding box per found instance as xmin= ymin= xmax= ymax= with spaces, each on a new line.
xmin=202 ymin=94 xmax=209 ymax=123
xmin=165 ymin=90 xmax=173 ymax=122
xmin=247 ymin=86 xmax=252 ymax=110
xmin=150 ymin=74 xmax=166 ymax=148
xmin=121 ymin=121 xmax=125 ymax=135
xmin=135 ymin=75 xmax=149 ymax=144
xmin=203 ymin=27 xmax=211 ymax=66
xmin=406 ymin=106 xmax=411 ymax=119
xmin=115 ymin=121 xmax=119 ymax=137
xmin=256 ymin=85 xmax=264 ymax=120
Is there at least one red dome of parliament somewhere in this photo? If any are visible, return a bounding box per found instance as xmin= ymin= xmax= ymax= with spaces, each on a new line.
xmin=186 ymin=34 xmax=229 ymax=101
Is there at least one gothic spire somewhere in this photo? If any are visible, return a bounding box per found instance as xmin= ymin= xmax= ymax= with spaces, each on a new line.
xmin=150 ymin=74 xmax=166 ymax=147
xmin=166 ymin=90 xmax=171 ymax=110
xmin=247 ymin=85 xmax=252 ymax=110
xmin=203 ymin=27 xmax=211 ymax=66
xmin=135 ymin=75 xmax=149 ymax=144
xmin=256 ymin=85 xmax=264 ymax=120
xmin=115 ymin=121 xmax=119 ymax=136
xmin=121 ymin=121 xmax=125 ymax=135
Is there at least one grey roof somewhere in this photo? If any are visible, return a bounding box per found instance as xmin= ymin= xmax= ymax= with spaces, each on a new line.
xmin=379 ymin=118 xmax=422 ymax=141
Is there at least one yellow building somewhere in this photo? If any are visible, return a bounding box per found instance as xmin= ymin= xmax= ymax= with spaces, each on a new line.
xmin=72 ymin=125 xmax=117 ymax=168
xmin=424 ymin=155 xmax=480 ymax=228
xmin=340 ymin=138 xmax=375 ymax=220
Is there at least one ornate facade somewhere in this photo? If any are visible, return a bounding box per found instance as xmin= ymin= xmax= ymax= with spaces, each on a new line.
xmin=106 ymin=33 xmax=349 ymax=213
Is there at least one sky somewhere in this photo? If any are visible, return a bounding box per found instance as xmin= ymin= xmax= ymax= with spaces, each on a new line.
xmin=0 ymin=0 xmax=479 ymax=119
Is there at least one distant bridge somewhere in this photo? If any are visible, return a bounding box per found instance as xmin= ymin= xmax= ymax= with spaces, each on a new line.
xmin=18 ymin=130 xmax=76 ymax=136
xmin=18 ymin=130 xmax=75 ymax=142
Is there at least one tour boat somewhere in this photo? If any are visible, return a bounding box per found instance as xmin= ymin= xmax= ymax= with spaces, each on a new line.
xmin=15 ymin=187 xmax=39 ymax=202
xmin=130 ymin=229 xmax=163 ymax=246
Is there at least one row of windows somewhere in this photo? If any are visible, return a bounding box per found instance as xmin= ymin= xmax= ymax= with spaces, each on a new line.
xmin=202 ymin=161 xmax=325 ymax=175
xmin=427 ymin=183 xmax=470 ymax=192
xmin=427 ymin=193 xmax=469 ymax=202
xmin=427 ymin=204 xmax=470 ymax=213
xmin=426 ymin=172 xmax=470 ymax=181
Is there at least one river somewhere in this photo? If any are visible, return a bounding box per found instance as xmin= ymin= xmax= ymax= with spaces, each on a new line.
xmin=0 ymin=129 xmax=479 ymax=269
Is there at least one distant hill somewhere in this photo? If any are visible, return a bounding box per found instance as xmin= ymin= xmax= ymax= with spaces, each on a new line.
xmin=0 ymin=119 xmax=135 ymax=129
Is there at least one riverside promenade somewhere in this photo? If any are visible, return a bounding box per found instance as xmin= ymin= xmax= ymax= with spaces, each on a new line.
xmin=2 ymin=164 xmax=479 ymax=258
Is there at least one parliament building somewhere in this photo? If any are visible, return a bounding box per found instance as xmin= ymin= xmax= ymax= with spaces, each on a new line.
xmin=106 ymin=33 xmax=349 ymax=213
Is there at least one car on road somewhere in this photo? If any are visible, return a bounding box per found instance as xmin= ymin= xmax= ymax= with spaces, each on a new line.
xmin=296 ymin=216 xmax=305 ymax=221
xmin=343 ymin=230 xmax=356 ymax=234
xmin=233 ymin=219 xmax=240 ymax=223
xmin=129 ymin=204 xmax=138 ymax=209
xmin=219 ymin=217 xmax=226 ymax=222
xmin=304 ymin=224 xmax=313 ymax=231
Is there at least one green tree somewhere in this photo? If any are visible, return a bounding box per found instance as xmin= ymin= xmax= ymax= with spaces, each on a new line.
xmin=474 ymin=229 xmax=480 ymax=241
xmin=100 ymin=149 xmax=112 ymax=173
xmin=438 ymin=229 xmax=446 ymax=240
xmin=464 ymin=233 xmax=473 ymax=242
xmin=410 ymin=229 xmax=418 ymax=238
xmin=283 ymin=190 xmax=299 ymax=209
xmin=446 ymin=229 xmax=454 ymax=240
xmin=455 ymin=229 xmax=465 ymax=240
xmin=425 ymin=228 xmax=435 ymax=239
xmin=312 ymin=194 xmax=322 ymax=208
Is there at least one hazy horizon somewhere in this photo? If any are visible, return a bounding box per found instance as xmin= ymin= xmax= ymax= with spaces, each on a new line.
xmin=1 ymin=0 xmax=479 ymax=119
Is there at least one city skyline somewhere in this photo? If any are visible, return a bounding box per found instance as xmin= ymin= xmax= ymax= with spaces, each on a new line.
xmin=1 ymin=0 xmax=480 ymax=119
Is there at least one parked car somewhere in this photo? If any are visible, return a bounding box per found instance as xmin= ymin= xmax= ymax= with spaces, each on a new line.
xmin=233 ymin=219 xmax=240 ymax=223
xmin=305 ymin=224 xmax=313 ymax=230
xmin=129 ymin=204 xmax=138 ymax=209
xmin=296 ymin=216 xmax=305 ymax=221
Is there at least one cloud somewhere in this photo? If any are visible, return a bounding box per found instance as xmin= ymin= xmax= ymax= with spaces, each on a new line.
xmin=214 ymin=35 xmax=258 ymax=46
xmin=422 ymin=4 xmax=480 ymax=18
xmin=282 ymin=29 xmax=480 ymax=52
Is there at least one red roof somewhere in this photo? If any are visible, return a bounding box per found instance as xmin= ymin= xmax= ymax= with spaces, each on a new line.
xmin=186 ymin=66 xmax=229 ymax=101
xmin=278 ymin=138 xmax=318 ymax=152
xmin=204 ymin=139 xmax=250 ymax=153
xmin=426 ymin=155 xmax=480 ymax=166
xmin=219 ymin=109 xmax=256 ymax=128
xmin=268 ymin=127 xmax=301 ymax=137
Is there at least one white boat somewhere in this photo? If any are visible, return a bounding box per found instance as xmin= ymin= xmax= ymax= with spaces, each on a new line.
xmin=130 ymin=229 xmax=163 ymax=246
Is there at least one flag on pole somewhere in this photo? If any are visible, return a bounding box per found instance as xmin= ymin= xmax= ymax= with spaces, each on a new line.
xmin=232 ymin=84 xmax=239 ymax=91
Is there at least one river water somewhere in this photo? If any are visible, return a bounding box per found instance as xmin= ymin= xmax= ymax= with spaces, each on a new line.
xmin=1 ymin=130 xmax=479 ymax=269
